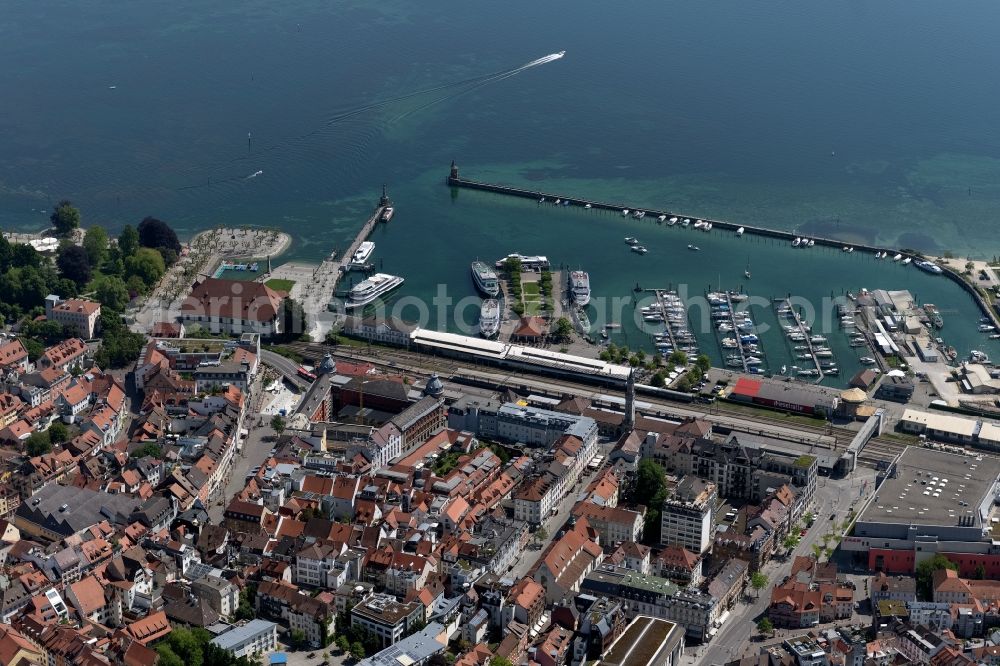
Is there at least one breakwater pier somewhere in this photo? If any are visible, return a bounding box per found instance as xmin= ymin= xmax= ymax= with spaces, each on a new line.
xmin=445 ymin=161 xmax=1000 ymax=331
xmin=447 ymin=161 xmax=876 ymax=254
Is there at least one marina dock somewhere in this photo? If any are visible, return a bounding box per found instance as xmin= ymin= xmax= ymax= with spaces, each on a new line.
xmin=445 ymin=162 xmax=1000 ymax=332
xmin=780 ymin=298 xmax=824 ymax=383
xmin=331 ymin=186 xmax=392 ymax=296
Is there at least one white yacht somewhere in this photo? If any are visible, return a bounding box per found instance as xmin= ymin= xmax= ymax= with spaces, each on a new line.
xmin=569 ymin=270 xmax=591 ymax=307
xmin=351 ymin=241 xmax=375 ymax=267
xmin=915 ymin=260 xmax=942 ymax=274
xmin=479 ymin=299 xmax=501 ymax=338
xmin=345 ymin=273 xmax=404 ymax=309
xmin=471 ymin=261 xmax=500 ymax=297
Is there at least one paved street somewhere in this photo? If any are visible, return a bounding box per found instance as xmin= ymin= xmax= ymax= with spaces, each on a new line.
xmin=509 ymin=443 xmax=616 ymax=581
xmin=207 ymin=387 xmax=279 ymax=523
xmin=261 ymin=349 xmax=310 ymax=391
xmin=691 ymin=468 xmax=875 ymax=666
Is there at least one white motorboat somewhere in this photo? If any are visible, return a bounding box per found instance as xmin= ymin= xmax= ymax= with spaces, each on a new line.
xmin=901 ymin=257 xmax=912 ymax=265
xmin=915 ymin=260 xmax=943 ymax=274
xmin=669 ymin=217 xmax=678 ymax=225
xmin=622 ymin=209 xmax=630 ymax=217
xmin=860 ymin=356 xmax=877 ymax=365
xmin=736 ymin=226 xmax=744 ymax=236
xmin=658 ymin=215 xmax=666 ymax=222
xmin=625 ymin=237 xmax=638 ymax=245
xmin=893 ymin=253 xmax=902 ymax=261
xmin=687 ymin=244 xmax=700 ymax=251
xmin=351 ymin=241 xmax=375 ymax=267
xmin=631 ymin=245 xmax=648 ymax=254
xmin=792 ymin=237 xmax=801 ymax=247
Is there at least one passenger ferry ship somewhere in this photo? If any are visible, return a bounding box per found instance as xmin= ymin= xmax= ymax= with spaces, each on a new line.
xmin=471 ymin=261 xmax=500 ymax=297
xmin=345 ymin=273 xmax=404 ymax=309
xmin=569 ymin=270 xmax=591 ymax=307
xmin=479 ymin=299 xmax=501 ymax=338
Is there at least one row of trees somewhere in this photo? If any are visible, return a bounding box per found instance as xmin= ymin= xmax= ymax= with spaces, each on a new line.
xmin=155 ymin=626 xmax=260 ymax=666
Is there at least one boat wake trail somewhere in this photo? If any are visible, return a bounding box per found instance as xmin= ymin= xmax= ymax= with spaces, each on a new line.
xmin=172 ymin=51 xmax=565 ymax=191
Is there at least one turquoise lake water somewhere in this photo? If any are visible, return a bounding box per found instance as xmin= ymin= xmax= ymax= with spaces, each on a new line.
xmin=3 ymin=1 xmax=1000 ymax=377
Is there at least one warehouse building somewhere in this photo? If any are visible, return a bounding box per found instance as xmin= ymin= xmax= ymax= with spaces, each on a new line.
xmin=725 ymin=377 xmax=839 ymax=417
xmin=842 ymin=447 xmax=1000 ymax=576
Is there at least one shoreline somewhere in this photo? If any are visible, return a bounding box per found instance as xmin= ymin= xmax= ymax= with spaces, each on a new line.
xmin=131 ymin=227 xmax=293 ymax=333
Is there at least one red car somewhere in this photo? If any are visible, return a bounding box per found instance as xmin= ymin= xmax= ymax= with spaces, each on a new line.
xmin=799 ymin=529 xmax=807 ymax=537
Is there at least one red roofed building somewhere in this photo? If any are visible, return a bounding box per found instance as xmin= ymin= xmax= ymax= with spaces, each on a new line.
xmin=768 ymin=578 xmax=854 ymax=628
xmin=46 ymin=297 xmax=101 ymax=339
xmin=532 ymin=519 xmax=604 ymax=605
xmin=0 ymin=339 xmax=29 ymax=374
xmin=511 ymin=316 xmax=546 ymax=342
xmin=505 ymin=577 xmax=546 ymax=628
xmin=0 ymin=394 xmax=23 ymax=429
xmin=39 ymin=338 xmax=88 ymax=373
xmin=124 ymin=610 xmax=172 ymax=644
xmin=179 ymin=278 xmax=283 ymax=335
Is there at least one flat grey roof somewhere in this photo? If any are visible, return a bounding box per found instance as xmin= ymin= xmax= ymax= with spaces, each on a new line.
xmin=210 ymin=619 xmax=276 ymax=650
xmin=858 ymin=447 xmax=1000 ymax=528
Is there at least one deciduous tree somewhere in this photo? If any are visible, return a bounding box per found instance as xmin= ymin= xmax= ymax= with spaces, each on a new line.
xmin=50 ymin=200 xmax=81 ymax=236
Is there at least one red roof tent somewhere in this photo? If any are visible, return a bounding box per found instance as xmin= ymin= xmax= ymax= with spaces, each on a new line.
xmin=732 ymin=377 xmax=762 ymax=397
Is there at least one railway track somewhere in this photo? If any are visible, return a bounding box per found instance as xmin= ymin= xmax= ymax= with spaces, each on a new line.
xmin=275 ymin=340 xmax=851 ymax=442
xmin=279 ymin=340 xmax=992 ymax=470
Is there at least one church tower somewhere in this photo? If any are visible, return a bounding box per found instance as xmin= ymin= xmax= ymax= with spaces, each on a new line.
xmin=624 ymin=368 xmax=636 ymax=430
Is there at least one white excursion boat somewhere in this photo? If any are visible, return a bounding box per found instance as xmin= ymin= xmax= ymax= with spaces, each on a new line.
xmin=479 ymin=299 xmax=501 ymax=338
xmin=351 ymin=241 xmax=375 ymax=267
xmin=345 ymin=273 xmax=404 ymax=309
xmin=471 ymin=261 xmax=500 ymax=297
xmin=569 ymin=270 xmax=592 ymax=307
